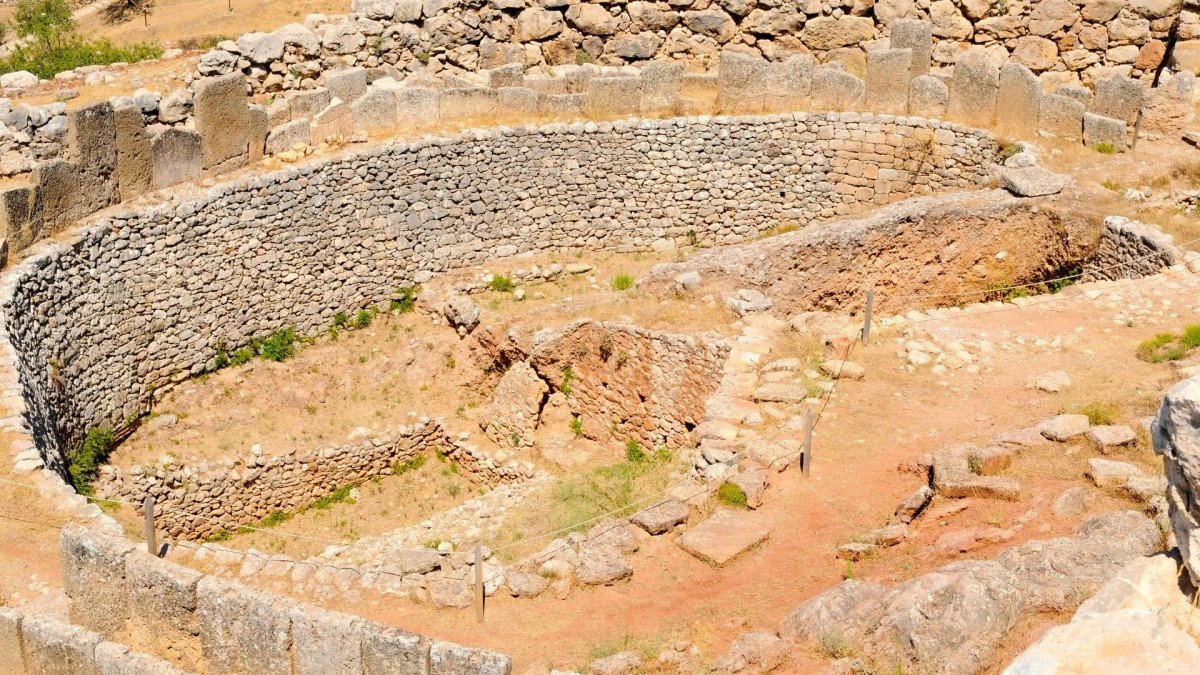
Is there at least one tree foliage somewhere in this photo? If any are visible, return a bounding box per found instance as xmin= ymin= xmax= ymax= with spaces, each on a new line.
xmin=12 ymin=0 xmax=76 ymax=49
xmin=102 ymin=0 xmax=157 ymax=26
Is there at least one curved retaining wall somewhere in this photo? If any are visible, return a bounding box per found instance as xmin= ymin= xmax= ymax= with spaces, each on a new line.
xmin=0 ymin=111 xmax=994 ymax=473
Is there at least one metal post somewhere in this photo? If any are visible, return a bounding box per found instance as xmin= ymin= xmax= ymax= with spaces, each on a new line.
xmin=861 ymin=289 xmax=874 ymax=345
xmin=801 ymin=408 xmax=813 ymax=476
xmin=143 ymin=496 xmax=157 ymax=557
xmin=474 ymin=543 xmax=484 ymax=623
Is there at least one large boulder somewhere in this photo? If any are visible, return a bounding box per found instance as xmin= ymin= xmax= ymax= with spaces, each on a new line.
xmin=1154 ymin=374 xmax=1200 ymax=585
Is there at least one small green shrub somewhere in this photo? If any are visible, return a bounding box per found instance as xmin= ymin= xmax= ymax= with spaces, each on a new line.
xmin=1182 ymin=324 xmax=1200 ymax=349
xmin=205 ymin=529 xmax=232 ymax=542
xmin=569 ymin=415 xmax=584 ymax=438
xmin=392 ymin=454 xmax=427 ymax=475
xmin=305 ymin=485 xmax=356 ymax=512
xmin=575 ymin=48 xmax=594 ymax=65
xmin=1094 ymin=142 xmax=1116 ymax=154
xmin=212 ymin=352 xmax=230 ymax=370
xmin=997 ymin=141 xmax=1024 ymax=162
xmin=686 ymin=229 xmax=699 ymax=246
xmin=612 ymin=274 xmax=635 ymax=291
xmin=625 ymin=439 xmax=646 ymax=463
xmin=1079 ymin=402 xmax=1119 ymax=426
xmin=230 ymin=347 xmax=254 ymax=366
xmin=511 ymin=433 xmax=522 ymax=447
xmin=68 ymin=427 xmax=114 ymax=496
xmin=390 ymin=286 xmax=418 ymax=313
xmin=260 ymin=510 xmax=292 ymax=528
xmin=489 ymin=275 xmax=514 ymax=292
xmin=333 ymin=312 xmax=349 ymax=328
xmin=259 ymin=328 xmax=297 ymax=362
xmin=818 ymin=628 xmax=855 ymax=658
xmin=718 ymin=482 xmax=747 ymax=507
xmin=966 ymin=454 xmax=983 ymax=475
xmin=1137 ymin=331 xmax=1192 ymax=363
xmin=1101 ymin=179 xmax=1122 ymax=192
xmin=560 ymin=366 xmax=575 ymax=395
xmin=447 ymin=481 xmax=461 ymax=497
xmin=353 ymin=308 xmax=374 ymax=329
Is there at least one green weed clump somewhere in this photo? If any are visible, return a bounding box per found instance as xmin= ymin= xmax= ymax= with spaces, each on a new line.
xmin=569 ymin=415 xmax=584 ymax=438
xmin=68 ymin=427 xmax=114 ymax=496
xmin=546 ymin=446 xmax=675 ymax=534
xmin=392 ymin=454 xmax=427 ymax=475
xmin=489 ymin=275 xmax=514 ymax=292
xmin=390 ymin=286 xmax=418 ymax=313
xmin=302 ymin=485 xmax=356 ymax=512
xmin=613 ymin=274 xmax=635 ymax=291
xmin=717 ymin=482 xmax=747 ymax=508
xmin=259 ymin=328 xmax=297 ymax=362
xmin=1094 ymin=142 xmax=1116 ymax=155
xmin=1135 ymin=326 xmax=1200 ymax=363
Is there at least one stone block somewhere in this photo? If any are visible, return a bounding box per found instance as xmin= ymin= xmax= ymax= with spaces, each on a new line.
xmin=631 ymin=498 xmax=689 ymax=534
xmin=63 ymin=100 xmax=119 ymax=214
xmin=764 ymin=53 xmax=815 ymax=111
xmin=582 ymin=77 xmax=641 ymax=118
xmin=291 ymin=604 xmax=362 ymax=675
xmin=0 ymin=606 xmax=24 ymax=673
xmin=496 ymin=86 xmax=538 ymax=121
xmin=890 ymin=19 xmax=932 ymax=76
xmin=197 ymin=575 xmax=294 ymax=674
xmin=61 ymin=524 xmax=135 ymax=638
xmin=125 ymin=550 xmax=202 ymax=668
xmin=487 ymin=63 xmax=524 ymax=89
xmin=95 ymin=642 xmax=188 ymax=675
xmin=151 ymin=128 xmax=203 ymax=189
xmin=947 ymin=50 xmax=999 ymax=128
xmin=1084 ymin=112 xmax=1128 ymax=151
xmin=289 ymin=88 xmax=332 ymax=120
xmin=1039 ymin=93 xmax=1085 ymax=139
xmin=538 ymin=93 xmax=584 ymax=118
xmin=996 ymin=62 xmax=1041 ymax=139
xmin=312 ymin=98 xmax=351 ymax=140
xmin=22 ymin=614 xmax=102 ymax=675
xmin=396 ymin=87 xmax=441 ymax=129
xmin=361 ymin=623 xmax=429 ymax=675
xmin=323 ymin=67 xmax=369 ymax=105
xmin=351 ymin=87 xmax=398 ymax=133
xmin=193 ymin=73 xmax=251 ymax=171
xmin=429 ymin=641 xmax=512 ymax=675
xmin=810 ymin=67 xmax=865 ymax=112
xmin=440 ymin=88 xmax=499 ymax=124
xmin=675 ymin=509 xmax=771 ymax=565
xmin=908 ymin=74 xmax=948 ymax=118
xmin=35 ymin=159 xmax=86 ymax=234
xmin=865 ymin=48 xmax=912 ymax=115
xmin=113 ymin=104 xmax=152 ymax=201
xmin=718 ymin=50 xmax=769 ymax=114
xmin=0 ymin=184 xmax=42 ymax=255
xmin=247 ymin=103 xmax=268 ymax=163
xmin=640 ymin=60 xmax=683 ymax=115
xmin=1090 ymin=74 xmax=1143 ymax=123
xmin=265 ymin=119 xmax=311 ymax=155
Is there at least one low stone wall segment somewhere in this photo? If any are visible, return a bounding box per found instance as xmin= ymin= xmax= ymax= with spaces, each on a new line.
xmin=58 ymin=523 xmax=512 ymax=674
xmin=1 ymin=111 xmax=994 ymax=477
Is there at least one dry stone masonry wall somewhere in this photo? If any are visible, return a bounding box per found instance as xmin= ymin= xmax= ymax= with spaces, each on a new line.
xmin=56 ymin=523 xmax=511 ymax=674
xmin=1 ymin=111 xmax=994 ymax=479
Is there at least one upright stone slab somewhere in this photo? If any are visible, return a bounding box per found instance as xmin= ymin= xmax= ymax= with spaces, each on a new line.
xmin=193 ymin=73 xmax=251 ymax=171
xmin=36 ymin=159 xmax=86 ymax=235
xmin=197 ymin=576 xmax=294 ymax=674
xmin=289 ymin=88 xmax=332 ymax=120
xmin=361 ymin=624 xmax=430 ymax=675
xmin=61 ymin=524 xmax=135 ymax=637
xmin=866 ymin=48 xmax=912 ymax=115
xmin=810 ymin=66 xmax=865 ymax=112
xmin=291 ymin=605 xmax=363 ymax=675
xmin=640 ymin=60 xmax=683 ymax=115
xmin=718 ymin=50 xmax=769 ymax=114
xmin=1090 ymin=74 xmax=1143 ymax=123
xmin=908 ymin=75 xmax=948 ymax=118
xmin=1039 ymin=93 xmax=1086 ymax=139
xmin=0 ymin=607 xmax=24 ymax=674
xmin=113 ymin=104 xmax=152 ymax=201
xmin=890 ymin=19 xmax=933 ymax=76
xmin=247 ymin=103 xmax=268 ymax=163
xmin=487 ymin=63 xmax=524 ymax=89
xmin=124 ymin=551 xmax=202 ymax=670
xmin=764 ymin=53 xmax=816 ymax=111
xmin=351 ymin=87 xmax=399 ymax=133
xmin=947 ymin=50 xmax=999 ymax=128
xmin=996 ymin=62 xmax=1041 ymax=138
xmin=21 ymin=614 xmax=103 ymax=675
xmin=265 ymin=119 xmax=311 ymax=154
xmin=323 ymin=67 xmax=369 ymax=104
xmin=440 ymin=88 xmax=499 ymax=124
xmin=582 ymin=77 xmax=641 ymax=118
xmin=1141 ymin=72 xmax=1195 ymax=141
xmin=151 ymin=128 xmax=203 ymax=189
xmin=396 ymin=87 xmax=441 ymax=130
xmin=0 ymin=184 xmax=41 ymax=255
xmin=63 ymin=100 xmax=119 ymax=216
xmin=538 ymin=93 xmax=584 ymax=118
xmin=1084 ymin=112 xmax=1128 ymax=151
xmin=429 ymin=641 xmax=512 ymax=675
xmin=496 ymin=86 xmax=538 ymax=120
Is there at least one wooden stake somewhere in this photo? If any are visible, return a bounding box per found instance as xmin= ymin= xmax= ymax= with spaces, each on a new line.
xmin=801 ymin=408 xmax=813 ymax=476
xmin=474 ymin=543 xmax=484 ymax=623
xmin=861 ymin=289 xmax=875 ymax=345
xmin=143 ymin=496 xmax=157 ymax=557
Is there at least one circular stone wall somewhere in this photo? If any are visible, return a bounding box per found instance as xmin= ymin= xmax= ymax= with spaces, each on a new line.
xmin=0 ymin=112 xmax=995 ymax=470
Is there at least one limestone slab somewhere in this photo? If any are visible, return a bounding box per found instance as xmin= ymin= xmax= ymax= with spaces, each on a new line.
xmin=676 ymin=509 xmax=770 ymax=565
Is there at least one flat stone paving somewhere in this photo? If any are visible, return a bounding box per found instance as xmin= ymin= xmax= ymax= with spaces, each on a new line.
xmin=676 ymin=509 xmax=771 ymax=566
